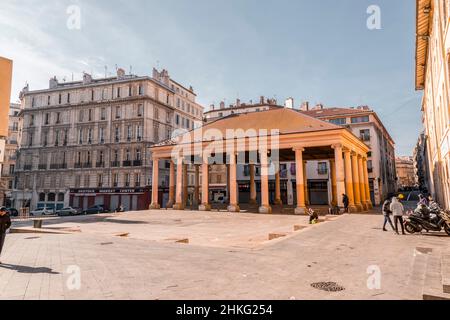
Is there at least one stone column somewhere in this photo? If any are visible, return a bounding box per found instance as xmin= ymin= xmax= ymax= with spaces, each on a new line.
xmin=226 ymin=164 xmax=230 ymax=204
xmin=173 ymin=157 xmax=185 ymax=210
xmin=193 ymin=164 xmax=200 ymax=206
xmin=330 ymin=159 xmax=337 ymax=206
xmin=362 ymin=157 xmax=373 ymax=209
xmin=351 ymin=152 xmax=363 ymax=212
xmin=249 ymin=163 xmax=257 ymax=205
xmin=149 ymin=158 xmax=160 ymax=209
xmin=343 ymin=149 xmax=357 ymax=212
xmin=294 ymin=148 xmax=306 ymax=215
xmin=333 ymin=144 xmax=345 ymax=208
xmin=274 ymin=163 xmax=282 ymax=205
xmin=227 ymin=153 xmax=240 ymax=212
xmin=166 ymin=160 xmax=175 ymax=208
xmin=303 ymin=161 xmax=309 ymax=205
xmin=199 ymin=160 xmax=211 ymax=211
xmin=259 ymin=150 xmax=272 ymax=214
xmin=358 ymin=155 xmax=368 ymax=211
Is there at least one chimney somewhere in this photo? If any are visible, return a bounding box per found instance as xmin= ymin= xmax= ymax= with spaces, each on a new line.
xmin=117 ymin=68 xmax=126 ymax=79
xmin=260 ymin=96 xmax=265 ymax=104
xmin=285 ymin=98 xmax=294 ymax=109
xmin=300 ymin=101 xmax=309 ymax=111
xmin=210 ymin=104 xmax=215 ymax=110
xmin=83 ymin=72 xmax=92 ymax=84
xmin=152 ymin=67 xmax=159 ymax=80
xmin=236 ymin=98 xmax=241 ymax=107
xmin=49 ymin=76 xmax=58 ymax=89
xmin=161 ymin=69 xmax=170 ymax=86
xmin=220 ymin=101 xmax=225 ymax=109
xmin=313 ymin=103 xmax=324 ymax=110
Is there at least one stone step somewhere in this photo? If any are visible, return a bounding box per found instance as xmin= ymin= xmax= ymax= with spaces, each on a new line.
xmin=422 ymin=252 xmax=450 ymax=300
xmin=441 ymin=253 xmax=450 ymax=294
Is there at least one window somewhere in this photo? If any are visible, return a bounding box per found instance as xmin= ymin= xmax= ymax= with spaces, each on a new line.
xmin=31 ymin=97 xmax=36 ymax=107
xmin=136 ymin=149 xmax=141 ymax=160
xmin=98 ymin=174 xmax=103 ymax=187
xmin=55 ymin=130 xmax=60 ymax=146
xmin=28 ymin=133 xmax=33 ymax=146
xmin=30 ymin=115 xmax=35 ymax=126
xmin=88 ymin=128 xmax=93 ymax=144
xmin=58 ymin=94 xmax=62 ymax=104
xmin=91 ymin=90 xmax=95 ymax=101
xmin=126 ymin=149 xmax=130 ymax=161
xmin=45 ymin=113 xmax=50 ymax=125
xmin=317 ymin=162 xmax=328 ymax=175
xmin=83 ymin=175 xmax=90 ymax=187
xmin=360 ymin=129 xmax=371 ymax=141
xmin=88 ymin=109 xmax=93 ymax=121
xmin=137 ymin=104 xmax=143 ymax=117
xmin=175 ymin=114 xmax=180 ymax=125
xmin=99 ymin=127 xmax=105 ymax=143
xmin=117 ymin=87 xmax=121 ymax=98
xmin=125 ymin=173 xmax=130 ymax=187
xmin=78 ymin=110 xmax=84 ymax=122
xmin=47 ymin=96 xmax=51 ymax=106
xmin=115 ymin=106 xmax=121 ymax=119
xmin=115 ymin=126 xmax=120 ymax=142
xmin=367 ymin=160 xmax=373 ymax=173
xmin=43 ymin=132 xmax=48 ymax=146
xmin=128 ymin=86 xmax=132 ymax=97
xmin=9 ymin=165 xmax=15 ymax=175
xmin=138 ymin=85 xmax=143 ymax=95
xmin=39 ymin=193 xmax=46 ymax=202
xmin=113 ymin=173 xmax=119 ymax=187
xmin=351 ymin=116 xmax=369 ymax=124
xmin=127 ymin=126 xmax=132 ymax=141
xmin=56 ymin=112 xmax=61 ymax=124
xmin=136 ymin=125 xmax=142 ymax=141
xmin=135 ymin=174 xmax=140 ymax=187
xmin=67 ymin=93 xmax=70 ymax=104
xmin=329 ymin=118 xmax=346 ymax=125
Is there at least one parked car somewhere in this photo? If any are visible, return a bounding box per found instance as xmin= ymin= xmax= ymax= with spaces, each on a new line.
xmin=30 ymin=206 xmax=55 ymax=216
xmin=6 ymin=208 xmax=19 ymax=217
xmin=57 ymin=207 xmax=82 ymax=216
xmin=83 ymin=205 xmax=108 ymax=215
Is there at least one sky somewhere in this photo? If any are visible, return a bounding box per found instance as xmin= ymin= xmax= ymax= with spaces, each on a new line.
xmin=0 ymin=0 xmax=422 ymax=156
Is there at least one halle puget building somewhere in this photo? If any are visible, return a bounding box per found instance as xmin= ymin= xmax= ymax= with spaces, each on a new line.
xmin=14 ymin=68 xmax=203 ymax=211
xmin=202 ymin=99 xmax=396 ymax=206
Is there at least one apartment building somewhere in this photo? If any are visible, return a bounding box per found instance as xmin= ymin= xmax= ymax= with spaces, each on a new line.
xmin=14 ymin=68 xmax=203 ymax=211
xmin=301 ymin=104 xmax=397 ymax=205
xmin=415 ymin=0 xmax=450 ymax=209
xmin=0 ymin=57 xmax=13 ymax=193
xmin=0 ymin=103 xmax=22 ymax=207
xmin=395 ymin=156 xmax=416 ymax=189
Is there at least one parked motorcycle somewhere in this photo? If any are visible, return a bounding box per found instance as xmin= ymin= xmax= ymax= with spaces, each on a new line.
xmin=404 ymin=203 xmax=450 ymax=235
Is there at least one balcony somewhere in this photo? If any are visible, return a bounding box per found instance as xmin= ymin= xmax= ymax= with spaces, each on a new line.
xmin=360 ymin=134 xmax=371 ymax=142
xmin=96 ymin=161 xmax=105 ymax=168
xmin=317 ymin=169 xmax=328 ymax=175
xmin=74 ymin=163 xmax=82 ymax=169
xmin=50 ymin=163 xmax=67 ymax=170
xmin=23 ymin=165 xmax=32 ymax=171
xmin=368 ymin=167 xmax=373 ymax=174
xmin=133 ymin=160 xmax=142 ymax=167
xmin=111 ymin=161 xmax=120 ymax=167
xmin=123 ymin=160 xmax=132 ymax=167
xmin=83 ymin=162 xmax=92 ymax=168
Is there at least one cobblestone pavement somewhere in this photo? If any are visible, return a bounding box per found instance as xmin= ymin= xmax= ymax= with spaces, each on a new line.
xmin=1 ymin=210 xmax=449 ymax=300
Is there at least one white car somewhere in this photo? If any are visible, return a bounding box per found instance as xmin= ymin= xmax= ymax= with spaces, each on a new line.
xmin=30 ymin=207 xmax=54 ymax=216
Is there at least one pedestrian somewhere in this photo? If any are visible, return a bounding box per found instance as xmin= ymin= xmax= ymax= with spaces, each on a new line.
xmin=390 ymin=197 xmax=405 ymax=235
xmin=381 ymin=197 xmax=394 ymax=231
xmin=418 ymin=194 xmax=428 ymax=206
xmin=0 ymin=207 xmax=12 ymax=264
xmin=308 ymin=208 xmax=319 ymax=224
xmin=342 ymin=194 xmax=349 ymax=213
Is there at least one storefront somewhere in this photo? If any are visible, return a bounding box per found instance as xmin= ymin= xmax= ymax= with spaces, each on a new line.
xmin=69 ymin=187 xmax=158 ymax=211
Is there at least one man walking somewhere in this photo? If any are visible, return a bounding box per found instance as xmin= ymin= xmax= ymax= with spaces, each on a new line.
xmin=390 ymin=197 xmax=405 ymax=235
xmin=381 ymin=197 xmax=395 ymax=231
xmin=0 ymin=207 xmax=12 ymax=264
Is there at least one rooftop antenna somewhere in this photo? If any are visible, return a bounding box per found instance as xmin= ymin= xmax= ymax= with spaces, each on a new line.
xmin=71 ymin=73 xmax=74 ymax=82
xmin=104 ymin=66 xmax=108 ymax=78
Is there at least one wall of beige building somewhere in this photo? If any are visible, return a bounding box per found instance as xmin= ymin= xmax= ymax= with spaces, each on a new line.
xmin=417 ymin=0 xmax=450 ymax=209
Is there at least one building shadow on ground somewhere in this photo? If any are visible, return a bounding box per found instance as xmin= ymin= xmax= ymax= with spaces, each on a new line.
xmin=0 ymin=264 xmax=59 ymax=274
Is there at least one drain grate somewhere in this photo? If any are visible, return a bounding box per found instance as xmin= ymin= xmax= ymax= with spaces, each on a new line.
xmin=311 ymin=282 xmax=345 ymax=292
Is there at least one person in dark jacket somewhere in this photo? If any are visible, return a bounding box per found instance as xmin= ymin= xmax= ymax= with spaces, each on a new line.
xmin=342 ymin=194 xmax=349 ymax=213
xmin=381 ymin=198 xmax=395 ymax=231
xmin=0 ymin=207 xmax=12 ymax=264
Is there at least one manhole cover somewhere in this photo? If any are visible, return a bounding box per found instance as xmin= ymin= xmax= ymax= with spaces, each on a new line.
xmin=311 ymin=282 xmax=345 ymax=292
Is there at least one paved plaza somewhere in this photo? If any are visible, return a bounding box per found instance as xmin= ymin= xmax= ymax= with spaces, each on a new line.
xmin=1 ymin=210 xmax=449 ymax=300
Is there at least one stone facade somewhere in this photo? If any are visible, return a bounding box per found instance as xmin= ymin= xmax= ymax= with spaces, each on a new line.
xmin=14 ymin=68 xmax=203 ymax=211
xmin=395 ymin=156 xmax=416 ymax=190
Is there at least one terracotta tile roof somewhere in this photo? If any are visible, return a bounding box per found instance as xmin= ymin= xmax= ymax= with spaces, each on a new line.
xmin=156 ymin=108 xmax=342 ymax=146
xmin=300 ymin=107 xmax=371 ymax=118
